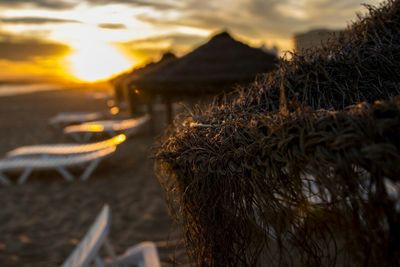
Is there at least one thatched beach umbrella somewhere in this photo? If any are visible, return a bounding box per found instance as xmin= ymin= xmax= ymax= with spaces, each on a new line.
xmin=155 ymin=1 xmax=400 ymax=266
xmin=111 ymin=52 xmax=177 ymax=114
xmin=132 ymin=31 xmax=278 ymax=123
xmin=122 ymin=52 xmax=177 ymax=86
xmin=110 ymin=73 xmax=128 ymax=104
xmin=134 ymin=31 xmax=277 ymax=95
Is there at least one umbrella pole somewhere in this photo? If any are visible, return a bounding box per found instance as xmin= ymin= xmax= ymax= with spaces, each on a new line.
xmin=147 ymin=99 xmax=155 ymax=135
xmin=126 ymin=87 xmax=137 ymax=116
xmin=166 ymin=97 xmax=173 ymax=125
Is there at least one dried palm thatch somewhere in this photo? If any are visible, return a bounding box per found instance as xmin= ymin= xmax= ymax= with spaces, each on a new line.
xmin=155 ymin=1 xmax=400 ymax=266
xmin=156 ymin=98 xmax=400 ymax=266
xmin=237 ymin=0 xmax=400 ymax=113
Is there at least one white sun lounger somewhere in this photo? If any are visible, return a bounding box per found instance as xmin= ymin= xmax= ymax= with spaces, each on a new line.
xmin=49 ymin=112 xmax=104 ymax=129
xmin=6 ymin=134 xmax=126 ymax=158
xmin=0 ymin=147 xmax=116 ymax=185
xmin=61 ymin=205 xmax=160 ymax=267
xmin=64 ymin=115 xmax=150 ymax=142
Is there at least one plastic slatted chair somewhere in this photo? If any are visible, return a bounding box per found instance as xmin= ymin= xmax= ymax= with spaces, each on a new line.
xmin=63 ymin=115 xmax=150 ymax=142
xmin=6 ymin=134 xmax=126 ymax=158
xmin=49 ymin=112 xmax=104 ymax=129
xmin=61 ymin=205 xmax=160 ymax=267
xmin=0 ymin=147 xmax=116 ymax=185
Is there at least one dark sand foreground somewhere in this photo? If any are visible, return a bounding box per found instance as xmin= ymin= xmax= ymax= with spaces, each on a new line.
xmin=0 ymin=87 xmax=187 ymax=266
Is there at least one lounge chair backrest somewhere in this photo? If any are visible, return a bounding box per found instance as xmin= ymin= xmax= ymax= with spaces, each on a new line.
xmin=50 ymin=112 xmax=103 ymax=125
xmin=61 ymin=205 xmax=111 ymax=267
xmin=0 ymin=147 xmax=116 ymax=170
xmin=64 ymin=115 xmax=150 ymax=134
xmin=6 ymin=134 xmax=126 ymax=158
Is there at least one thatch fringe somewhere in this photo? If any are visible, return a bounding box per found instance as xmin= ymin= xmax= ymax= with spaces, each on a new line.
xmin=156 ymin=99 xmax=400 ymax=266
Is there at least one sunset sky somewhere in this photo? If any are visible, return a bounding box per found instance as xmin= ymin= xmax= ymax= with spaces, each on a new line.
xmin=0 ymin=0 xmax=384 ymax=82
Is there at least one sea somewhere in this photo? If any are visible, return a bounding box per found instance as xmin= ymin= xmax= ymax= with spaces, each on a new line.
xmin=0 ymin=83 xmax=62 ymax=97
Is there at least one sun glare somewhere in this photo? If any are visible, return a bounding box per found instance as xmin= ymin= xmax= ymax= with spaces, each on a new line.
xmin=68 ymin=42 xmax=132 ymax=82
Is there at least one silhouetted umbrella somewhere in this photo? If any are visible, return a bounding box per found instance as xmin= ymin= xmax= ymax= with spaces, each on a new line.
xmin=110 ymin=52 xmax=177 ymax=103
xmin=122 ymin=52 xmax=177 ymax=85
xmin=133 ymin=31 xmax=278 ymax=96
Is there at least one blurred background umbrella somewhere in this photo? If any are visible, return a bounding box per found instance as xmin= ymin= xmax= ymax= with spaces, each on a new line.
xmin=130 ymin=31 xmax=278 ymax=124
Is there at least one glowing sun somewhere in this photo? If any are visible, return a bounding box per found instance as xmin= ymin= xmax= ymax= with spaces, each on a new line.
xmin=68 ymin=42 xmax=132 ymax=82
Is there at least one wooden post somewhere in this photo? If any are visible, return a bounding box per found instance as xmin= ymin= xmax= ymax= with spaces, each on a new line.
xmin=147 ymin=99 xmax=155 ymax=135
xmin=166 ymin=97 xmax=173 ymax=125
xmin=124 ymin=86 xmax=135 ymax=116
xmin=114 ymin=84 xmax=123 ymax=104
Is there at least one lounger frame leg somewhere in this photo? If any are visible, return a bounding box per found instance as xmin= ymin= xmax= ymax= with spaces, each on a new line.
xmin=114 ymin=242 xmax=160 ymax=267
xmin=104 ymin=238 xmax=117 ymax=267
xmin=80 ymin=158 xmax=102 ymax=181
xmin=126 ymin=127 xmax=139 ymax=137
xmin=0 ymin=172 xmax=11 ymax=185
xmin=18 ymin=168 xmax=33 ymax=184
xmin=69 ymin=132 xmax=90 ymax=142
xmin=56 ymin=167 xmax=75 ymax=182
xmin=94 ymin=256 xmax=106 ymax=267
xmin=50 ymin=122 xmax=61 ymax=130
xmin=106 ymin=130 xmax=117 ymax=138
xmin=82 ymin=133 xmax=93 ymax=142
xmin=70 ymin=133 xmax=79 ymax=142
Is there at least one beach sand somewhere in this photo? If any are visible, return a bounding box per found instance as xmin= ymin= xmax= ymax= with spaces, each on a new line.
xmin=0 ymin=87 xmax=187 ymax=266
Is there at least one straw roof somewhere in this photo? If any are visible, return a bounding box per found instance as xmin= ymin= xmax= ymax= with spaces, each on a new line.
xmin=156 ymin=98 xmax=400 ymax=267
xmin=134 ymin=31 xmax=278 ymax=94
xmin=110 ymin=52 xmax=177 ymax=102
xmin=111 ymin=52 xmax=177 ymax=88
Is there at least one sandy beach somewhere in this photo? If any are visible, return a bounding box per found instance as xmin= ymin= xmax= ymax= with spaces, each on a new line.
xmin=0 ymin=87 xmax=187 ymax=267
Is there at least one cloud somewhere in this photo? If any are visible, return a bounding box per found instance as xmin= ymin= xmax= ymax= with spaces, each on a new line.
xmin=246 ymin=0 xmax=379 ymax=27
xmin=98 ymin=23 xmax=126 ymax=29
xmin=0 ymin=1 xmax=387 ymax=59
xmin=0 ymin=17 xmax=80 ymax=24
xmin=122 ymin=33 xmax=205 ymax=49
xmin=0 ymin=32 xmax=70 ymax=61
xmin=85 ymin=0 xmax=177 ymax=10
xmin=119 ymin=33 xmax=205 ymax=60
xmin=137 ymin=12 xmax=259 ymax=36
xmin=134 ymin=0 xmax=383 ymax=51
xmin=0 ymin=0 xmax=75 ymax=9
